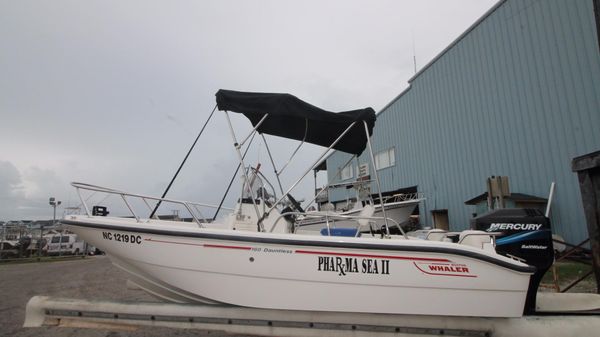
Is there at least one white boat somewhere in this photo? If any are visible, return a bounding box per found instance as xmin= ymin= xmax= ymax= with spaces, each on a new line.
xmin=295 ymin=190 xmax=424 ymax=234
xmin=63 ymin=89 xmax=554 ymax=318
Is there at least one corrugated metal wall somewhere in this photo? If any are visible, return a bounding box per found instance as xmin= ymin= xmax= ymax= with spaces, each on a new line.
xmin=327 ymin=0 xmax=600 ymax=244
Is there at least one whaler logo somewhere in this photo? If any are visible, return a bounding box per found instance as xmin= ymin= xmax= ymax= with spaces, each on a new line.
xmin=427 ymin=264 xmax=469 ymax=273
xmin=317 ymin=256 xmax=390 ymax=276
xmin=414 ymin=262 xmax=476 ymax=278
xmin=488 ymin=223 xmax=542 ymax=231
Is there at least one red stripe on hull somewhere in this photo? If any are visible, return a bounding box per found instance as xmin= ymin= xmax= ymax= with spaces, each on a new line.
xmin=204 ymin=244 xmax=252 ymax=250
xmin=145 ymin=238 xmax=251 ymax=250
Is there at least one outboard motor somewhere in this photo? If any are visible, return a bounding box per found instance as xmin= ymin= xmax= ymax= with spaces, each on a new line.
xmin=471 ymin=208 xmax=554 ymax=315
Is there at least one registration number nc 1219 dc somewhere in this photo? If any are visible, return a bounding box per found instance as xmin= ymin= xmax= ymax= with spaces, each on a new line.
xmin=102 ymin=232 xmax=142 ymax=244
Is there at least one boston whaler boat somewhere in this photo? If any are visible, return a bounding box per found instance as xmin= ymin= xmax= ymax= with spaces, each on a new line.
xmin=63 ymin=90 xmax=554 ymax=318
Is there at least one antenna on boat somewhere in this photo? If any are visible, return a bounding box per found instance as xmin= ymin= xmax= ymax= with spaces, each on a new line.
xmin=150 ymin=105 xmax=217 ymax=219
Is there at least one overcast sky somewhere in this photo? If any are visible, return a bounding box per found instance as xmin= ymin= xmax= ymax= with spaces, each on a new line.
xmin=0 ymin=0 xmax=497 ymax=221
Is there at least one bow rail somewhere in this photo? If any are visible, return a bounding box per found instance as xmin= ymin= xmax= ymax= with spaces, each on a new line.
xmin=72 ymin=182 xmax=232 ymax=227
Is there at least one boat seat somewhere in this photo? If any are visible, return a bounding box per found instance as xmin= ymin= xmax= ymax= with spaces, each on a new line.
xmin=356 ymin=204 xmax=375 ymax=229
xmin=320 ymin=228 xmax=360 ymax=237
xmin=459 ymin=230 xmax=492 ymax=249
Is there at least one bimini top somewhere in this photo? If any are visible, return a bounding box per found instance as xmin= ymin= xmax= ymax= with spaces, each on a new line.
xmin=216 ymin=89 xmax=376 ymax=156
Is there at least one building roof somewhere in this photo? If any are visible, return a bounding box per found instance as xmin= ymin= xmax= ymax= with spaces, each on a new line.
xmin=379 ymin=0 xmax=507 ymax=114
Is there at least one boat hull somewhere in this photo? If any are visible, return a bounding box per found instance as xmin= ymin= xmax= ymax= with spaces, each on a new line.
xmin=65 ymin=216 xmax=532 ymax=317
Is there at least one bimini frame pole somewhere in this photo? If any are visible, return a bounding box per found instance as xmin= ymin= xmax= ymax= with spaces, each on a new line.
xmin=150 ymin=105 xmax=217 ymax=219
xmin=224 ymin=110 xmax=263 ymax=230
xmin=261 ymin=134 xmax=285 ymax=195
xmin=266 ymin=121 xmax=357 ymax=215
xmin=238 ymin=114 xmax=269 ymax=148
xmin=364 ymin=120 xmax=390 ymax=236
xmin=277 ymin=118 xmax=309 ymax=177
xmin=261 ymin=117 xmax=309 ymax=197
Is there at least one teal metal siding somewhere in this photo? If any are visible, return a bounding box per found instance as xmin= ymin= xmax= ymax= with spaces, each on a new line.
xmin=326 ymin=0 xmax=600 ymax=244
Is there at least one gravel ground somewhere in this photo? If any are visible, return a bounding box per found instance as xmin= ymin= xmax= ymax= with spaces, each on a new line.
xmin=0 ymin=256 xmax=246 ymax=337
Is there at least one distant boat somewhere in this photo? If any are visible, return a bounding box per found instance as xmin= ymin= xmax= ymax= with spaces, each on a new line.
xmin=296 ymin=187 xmax=424 ymax=234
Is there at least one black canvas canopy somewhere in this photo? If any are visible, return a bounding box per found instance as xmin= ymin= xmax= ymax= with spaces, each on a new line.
xmin=216 ymin=89 xmax=376 ymax=156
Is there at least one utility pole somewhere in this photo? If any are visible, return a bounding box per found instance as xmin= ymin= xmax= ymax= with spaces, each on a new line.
xmin=47 ymin=197 xmax=61 ymax=257
xmin=0 ymin=223 xmax=5 ymax=260
xmin=572 ymin=151 xmax=600 ymax=293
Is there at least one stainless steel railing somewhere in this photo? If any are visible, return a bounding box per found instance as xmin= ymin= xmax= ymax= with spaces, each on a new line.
xmin=72 ymin=182 xmax=232 ymax=227
xmin=381 ymin=192 xmax=425 ymax=204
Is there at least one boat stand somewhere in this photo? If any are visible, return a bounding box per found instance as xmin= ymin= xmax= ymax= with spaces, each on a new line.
xmin=24 ymin=294 xmax=600 ymax=337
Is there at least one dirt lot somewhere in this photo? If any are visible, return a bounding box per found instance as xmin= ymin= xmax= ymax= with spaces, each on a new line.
xmin=0 ymin=256 xmax=245 ymax=337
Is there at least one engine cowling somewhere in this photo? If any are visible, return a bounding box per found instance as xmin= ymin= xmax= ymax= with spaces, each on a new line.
xmin=471 ymin=208 xmax=554 ymax=315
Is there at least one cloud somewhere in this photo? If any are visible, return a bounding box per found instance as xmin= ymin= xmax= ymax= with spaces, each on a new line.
xmin=0 ymin=160 xmax=25 ymax=199
xmin=0 ymin=0 xmax=497 ymax=220
xmin=22 ymin=166 xmax=67 ymax=199
xmin=0 ymin=160 xmax=71 ymax=220
xmin=0 ymin=160 xmax=26 ymax=219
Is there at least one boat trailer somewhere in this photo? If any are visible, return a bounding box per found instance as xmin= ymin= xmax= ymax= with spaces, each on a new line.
xmin=25 ymin=293 xmax=600 ymax=337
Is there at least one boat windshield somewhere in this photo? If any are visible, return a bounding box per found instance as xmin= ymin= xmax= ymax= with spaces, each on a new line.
xmin=242 ymin=166 xmax=277 ymax=205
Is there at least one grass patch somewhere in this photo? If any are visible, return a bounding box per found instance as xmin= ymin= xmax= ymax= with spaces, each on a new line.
xmin=541 ymin=261 xmax=596 ymax=293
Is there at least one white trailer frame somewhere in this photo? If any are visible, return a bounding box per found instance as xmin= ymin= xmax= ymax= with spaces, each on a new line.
xmin=25 ymin=293 xmax=600 ymax=337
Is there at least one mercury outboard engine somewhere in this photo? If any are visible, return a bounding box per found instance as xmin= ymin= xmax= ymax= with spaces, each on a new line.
xmin=471 ymin=208 xmax=554 ymax=315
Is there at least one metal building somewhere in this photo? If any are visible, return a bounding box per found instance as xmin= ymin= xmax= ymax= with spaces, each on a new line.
xmin=325 ymin=0 xmax=600 ymax=244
